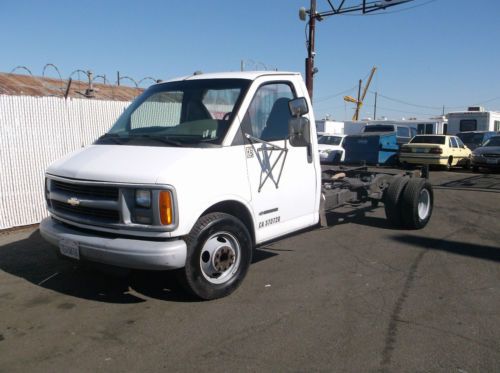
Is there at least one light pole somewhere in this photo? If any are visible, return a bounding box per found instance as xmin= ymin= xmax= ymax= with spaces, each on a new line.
xmin=299 ymin=0 xmax=413 ymax=102
xmin=303 ymin=0 xmax=317 ymax=100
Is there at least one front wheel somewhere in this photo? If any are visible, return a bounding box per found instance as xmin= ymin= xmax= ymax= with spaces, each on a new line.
xmin=179 ymin=212 xmax=252 ymax=300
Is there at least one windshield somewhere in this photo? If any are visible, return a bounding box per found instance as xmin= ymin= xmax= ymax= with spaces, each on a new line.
xmin=95 ymin=78 xmax=251 ymax=147
xmin=410 ymin=135 xmax=446 ymax=144
xmin=364 ymin=125 xmax=395 ymax=133
xmin=483 ymin=136 xmax=500 ymax=147
xmin=318 ymin=135 xmax=343 ymax=145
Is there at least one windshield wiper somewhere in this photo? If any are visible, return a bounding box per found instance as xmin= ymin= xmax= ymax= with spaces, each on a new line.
xmin=128 ymin=135 xmax=183 ymax=147
xmin=97 ymin=133 xmax=125 ymax=144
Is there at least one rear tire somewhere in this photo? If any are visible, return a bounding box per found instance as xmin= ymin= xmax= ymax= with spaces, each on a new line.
xmin=178 ymin=212 xmax=252 ymax=300
xmin=384 ymin=176 xmax=409 ymax=227
xmin=444 ymin=157 xmax=452 ymax=171
xmin=401 ymin=178 xmax=433 ymax=229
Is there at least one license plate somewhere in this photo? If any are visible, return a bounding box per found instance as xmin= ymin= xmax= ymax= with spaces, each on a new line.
xmin=486 ymin=159 xmax=498 ymax=164
xmin=59 ymin=239 xmax=80 ymax=260
xmin=416 ymin=148 xmax=425 ymax=153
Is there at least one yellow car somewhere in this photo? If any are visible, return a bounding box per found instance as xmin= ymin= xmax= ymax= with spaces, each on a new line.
xmin=399 ymin=135 xmax=471 ymax=170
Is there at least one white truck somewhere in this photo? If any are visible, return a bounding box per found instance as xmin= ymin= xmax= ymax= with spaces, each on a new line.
xmin=40 ymin=71 xmax=433 ymax=300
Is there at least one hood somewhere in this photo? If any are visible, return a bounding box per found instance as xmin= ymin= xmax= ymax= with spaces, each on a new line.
xmin=47 ymin=145 xmax=207 ymax=184
xmin=465 ymin=143 xmax=480 ymax=150
xmin=474 ymin=146 xmax=500 ymax=155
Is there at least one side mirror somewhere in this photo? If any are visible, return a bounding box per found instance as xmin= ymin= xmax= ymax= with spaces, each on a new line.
xmin=289 ymin=117 xmax=311 ymax=147
xmin=288 ymin=97 xmax=309 ymax=117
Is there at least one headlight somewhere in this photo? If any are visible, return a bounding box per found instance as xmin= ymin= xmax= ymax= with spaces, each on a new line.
xmin=135 ymin=189 xmax=151 ymax=208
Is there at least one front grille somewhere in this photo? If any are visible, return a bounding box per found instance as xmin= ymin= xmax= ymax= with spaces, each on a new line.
xmin=51 ymin=200 xmax=120 ymax=223
xmin=482 ymin=153 xmax=500 ymax=158
xmin=52 ymin=180 xmax=119 ymax=200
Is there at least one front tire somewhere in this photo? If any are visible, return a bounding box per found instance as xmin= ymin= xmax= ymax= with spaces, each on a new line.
xmin=179 ymin=212 xmax=252 ymax=300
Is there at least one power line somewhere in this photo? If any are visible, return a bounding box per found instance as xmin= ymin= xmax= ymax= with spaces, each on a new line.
xmin=371 ymin=91 xmax=442 ymax=110
xmin=335 ymin=0 xmax=439 ymax=16
xmin=314 ymin=84 xmax=358 ymax=103
xmin=374 ymin=105 xmax=440 ymax=117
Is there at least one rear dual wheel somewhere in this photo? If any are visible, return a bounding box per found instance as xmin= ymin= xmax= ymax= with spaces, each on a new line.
xmin=401 ymin=178 xmax=433 ymax=229
xmin=384 ymin=177 xmax=433 ymax=229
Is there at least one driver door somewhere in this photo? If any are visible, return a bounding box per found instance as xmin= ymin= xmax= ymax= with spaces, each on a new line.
xmin=240 ymin=82 xmax=318 ymax=244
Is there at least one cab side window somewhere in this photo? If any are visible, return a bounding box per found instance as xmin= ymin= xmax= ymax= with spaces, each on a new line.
xmin=450 ymin=137 xmax=458 ymax=148
xmin=241 ymin=83 xmax=295 ymax=141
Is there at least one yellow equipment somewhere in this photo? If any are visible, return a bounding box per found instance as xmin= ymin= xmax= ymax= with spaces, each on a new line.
xmin=344 ymin=67 xmax=377 ymax=120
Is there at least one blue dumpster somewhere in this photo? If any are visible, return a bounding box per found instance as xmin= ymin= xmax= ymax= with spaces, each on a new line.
xmin=343 ymin=132 xmax=399 ymax=165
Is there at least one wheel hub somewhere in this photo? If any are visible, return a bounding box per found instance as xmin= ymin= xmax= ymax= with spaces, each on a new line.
xmin=213 ymin=246 xmax=236 ymax=272
xmin=199 ymin=232 xmax=241 ymax=284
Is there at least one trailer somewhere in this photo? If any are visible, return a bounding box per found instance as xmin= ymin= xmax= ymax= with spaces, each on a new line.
xmin=447 ymin=107 xmax=500 ymax=134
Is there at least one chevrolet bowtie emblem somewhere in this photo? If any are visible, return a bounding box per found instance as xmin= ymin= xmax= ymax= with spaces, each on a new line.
xmin=67 ymin=197 xmax=80 ymax=207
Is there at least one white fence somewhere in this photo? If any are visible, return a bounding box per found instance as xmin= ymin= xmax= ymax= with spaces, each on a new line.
xmin=0 ymin=95 xmax=130 ymax=230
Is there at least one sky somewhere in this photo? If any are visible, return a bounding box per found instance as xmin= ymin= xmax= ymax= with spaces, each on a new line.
xmin=1 ymin=0 xmax=499 ymax=121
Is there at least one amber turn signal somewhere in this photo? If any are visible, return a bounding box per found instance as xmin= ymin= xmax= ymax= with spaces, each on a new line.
xmin=159 ymin=191 xmax=173 ymax=225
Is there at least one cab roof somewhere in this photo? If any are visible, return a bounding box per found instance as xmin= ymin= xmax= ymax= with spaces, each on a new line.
xmin=167 ymin=71 xmax=301 ymax=82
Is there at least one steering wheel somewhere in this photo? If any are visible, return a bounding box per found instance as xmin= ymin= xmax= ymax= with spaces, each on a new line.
xmin=222 ymin=112 xmax=232 ymax=121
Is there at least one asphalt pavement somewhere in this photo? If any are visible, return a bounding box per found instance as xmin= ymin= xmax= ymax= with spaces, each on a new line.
xmin=0 ymin=169 xmax=499 ymax=372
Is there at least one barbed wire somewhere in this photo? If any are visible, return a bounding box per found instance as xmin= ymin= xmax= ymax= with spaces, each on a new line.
xmin=241 ymin=59 xmax=277 ymax=71
xmin=9 ymin=63 xmax=158 ymax=89
xmin=42 ymin=63 xmax=63 ymax=81
xmin=117 ymin=76 xmax=138 ymax=88
xmin=10 ymin=66 xmax=33 ymax=75
xmin=138 ymin=77 xmax=158 ymax=86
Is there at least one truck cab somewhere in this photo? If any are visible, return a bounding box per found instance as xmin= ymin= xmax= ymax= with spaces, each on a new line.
xmin=41 ymin=72 xmax=321 ymax=299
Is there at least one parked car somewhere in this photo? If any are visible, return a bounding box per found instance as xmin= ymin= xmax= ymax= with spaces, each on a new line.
xmin=318 ymin=134 xmax=346 ymax=163
xmin=363 ymin=124 xmax=417 ymax=145
xmin=399 ymin=135 xmax=471 ymax=170
xmin=456 ymin=131 xmax=497 ymax=151
xmin=471 ymin=135 xmax=500 ymax=172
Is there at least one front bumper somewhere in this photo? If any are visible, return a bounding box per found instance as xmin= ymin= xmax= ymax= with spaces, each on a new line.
xmin=40 ymin=217 xmax=187 ymax=270
xmin=472 ymin=157 xmax=500 ymax=169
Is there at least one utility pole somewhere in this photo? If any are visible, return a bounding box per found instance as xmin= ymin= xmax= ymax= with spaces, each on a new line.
xmin=299 ymin=0 xmax=412 ymax=102
xmin=305 ymin=0 xmax=317 ymax=101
